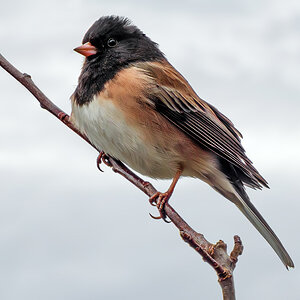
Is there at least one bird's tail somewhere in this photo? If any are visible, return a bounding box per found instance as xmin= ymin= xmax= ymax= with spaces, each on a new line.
xmin=233 ymin=184 xmax=294 ymax=268
xmin=209 ymin=172 xmax=294 ymax=269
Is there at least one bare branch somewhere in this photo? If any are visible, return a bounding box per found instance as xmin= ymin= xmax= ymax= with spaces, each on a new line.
xmin=0 ymin=53 xmax=242 ymax=299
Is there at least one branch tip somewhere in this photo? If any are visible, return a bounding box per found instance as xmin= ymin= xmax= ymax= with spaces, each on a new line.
xmin=230 ymin=235 xmax=243 ymax=263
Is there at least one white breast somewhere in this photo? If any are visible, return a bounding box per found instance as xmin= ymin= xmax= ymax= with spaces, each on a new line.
xmin=70 ymin=96 xmax=179 ymax=179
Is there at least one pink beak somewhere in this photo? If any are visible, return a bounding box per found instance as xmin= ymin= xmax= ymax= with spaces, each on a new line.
xmin=74 ymin=42 xmax=97 ymax=57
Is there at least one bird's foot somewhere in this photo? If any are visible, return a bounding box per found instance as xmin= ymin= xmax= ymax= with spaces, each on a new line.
xmin=149 ymin=192 xmax=171 ymax=223
xmin=96 ymin=151 xmax=112 ymax=172
xmin=58 ymin=112 xmax=69 ymax=121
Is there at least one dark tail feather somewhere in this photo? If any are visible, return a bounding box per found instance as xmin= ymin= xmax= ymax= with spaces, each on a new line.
xmin=232 ymin=182 xmax=294 ymax=269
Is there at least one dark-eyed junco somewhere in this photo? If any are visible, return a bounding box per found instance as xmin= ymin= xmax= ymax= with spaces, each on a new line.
xmin=71 ymin=16 xmax=293 ymax=268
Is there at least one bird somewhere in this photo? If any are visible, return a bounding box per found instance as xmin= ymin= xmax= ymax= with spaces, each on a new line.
xmin=70 ymin=15 xmax=294 ymax=268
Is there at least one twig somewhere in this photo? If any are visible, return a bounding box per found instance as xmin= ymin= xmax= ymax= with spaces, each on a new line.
xmin=0 ymin=53 xmax=243 ymax=300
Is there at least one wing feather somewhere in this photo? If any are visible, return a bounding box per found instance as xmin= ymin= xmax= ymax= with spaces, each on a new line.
xmin=135 ymin=61 xmax=268 ymax=188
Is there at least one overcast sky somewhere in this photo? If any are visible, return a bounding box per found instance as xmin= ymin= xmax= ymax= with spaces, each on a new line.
xmin=1 ymin=0 xmax=300 ymax=299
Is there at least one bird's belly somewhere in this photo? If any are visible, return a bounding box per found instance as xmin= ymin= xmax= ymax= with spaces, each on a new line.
xmin=71 ymin=96 xmax=181 ymax=179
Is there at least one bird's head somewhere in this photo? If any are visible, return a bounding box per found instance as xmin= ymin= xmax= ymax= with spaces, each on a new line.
xmin=73 ymin=16 xmax=165 ymax=105
xmin=74 ymin=16 xmax=164 ymax=68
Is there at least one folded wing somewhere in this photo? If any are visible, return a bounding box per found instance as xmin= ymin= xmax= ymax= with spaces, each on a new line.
xmin=136 ymin=60 xmax=268 ymax=189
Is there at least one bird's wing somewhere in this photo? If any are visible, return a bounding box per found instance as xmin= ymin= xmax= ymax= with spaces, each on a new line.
xmin=136 ymin=60 xmax=268 ymax=189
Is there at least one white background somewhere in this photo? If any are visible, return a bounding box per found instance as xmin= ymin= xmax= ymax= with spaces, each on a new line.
xmin=1 ymin=0 xmax=300 ymax=299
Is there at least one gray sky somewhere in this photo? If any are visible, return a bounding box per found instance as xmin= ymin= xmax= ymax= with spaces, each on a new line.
xmin=1 ymin=0 xmax=300 ymax=299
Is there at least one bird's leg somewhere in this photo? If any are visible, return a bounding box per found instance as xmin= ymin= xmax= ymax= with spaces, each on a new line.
xmin=149 ymin=168 xmax=182 ymax=222
xmin=96 ymin=151 xmax=112 ymax=172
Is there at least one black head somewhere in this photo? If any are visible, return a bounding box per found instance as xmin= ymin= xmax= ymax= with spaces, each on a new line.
xmin=73 ymin=16 xmax=165 ymax=105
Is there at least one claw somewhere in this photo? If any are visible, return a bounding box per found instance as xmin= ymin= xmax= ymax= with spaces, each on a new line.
xmin=96 ymin=152 xmax=104 ymax=172
xmin=58 ymin=112 xmax=68 ymax=121
xmin=149 ymin=212 xmax=163 ymax=220
xmin=149 ymin=191 xmax=172 ymax=223
xmin=149 ymin=192 xmax=159 ymax=207
xmin=149 ymin=212 xmax=171 ymax=223
xmin=96 ymin=151 xmax=112 ymax=172
xmin=102 ymin=154 xmax=112 ymax=167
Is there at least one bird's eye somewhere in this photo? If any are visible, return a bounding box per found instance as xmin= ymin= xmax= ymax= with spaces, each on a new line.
xmin=107 ymin=38 xmax=117 ymax=47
